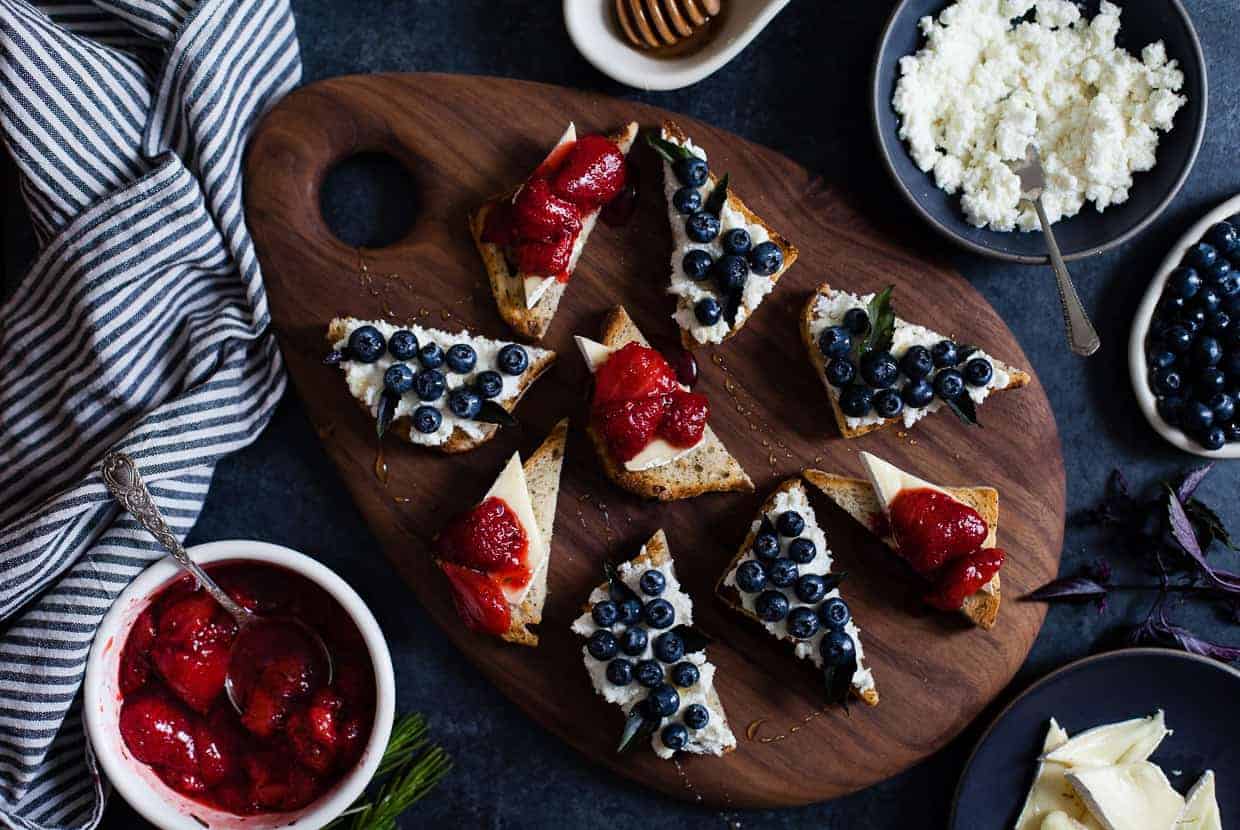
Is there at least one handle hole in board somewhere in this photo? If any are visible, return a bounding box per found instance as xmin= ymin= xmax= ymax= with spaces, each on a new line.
xmin=319 ymin=152 xmax=420 ymax=250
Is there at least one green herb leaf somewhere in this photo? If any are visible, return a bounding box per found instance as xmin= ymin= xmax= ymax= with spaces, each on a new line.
xmin=823 ymin=651 xmax=857 ymax=709
xmin=605 ymin=562 xmax=640 ymax=604
xmin=323 ymin=349 xmax=345 ymax=366
xmin=671 ymin=624 xmax=711 ymax=655
xmin=617 ymin=706 xmax=662 ymax=753
xmin=821 ymin=571 xmax=847 ymax=593
xmin=757 ymin=515 xmax=776 ymax=537
xmin=945 ymin=394 xmax=981 ymax=427
xmin=703 ymin=173 xmax=730 ymax=216
xmin=721 ymin=287 xmax=742 ymax=327
xmin=474 ymin=400 xmax=517 ymax=427
xmin=376 ymin=391 xmax=398 ymax=439
xmin=645 ymin=132 xmax=695 ymax=163
xmin=862 ymin=286 xmax=896 ymax=354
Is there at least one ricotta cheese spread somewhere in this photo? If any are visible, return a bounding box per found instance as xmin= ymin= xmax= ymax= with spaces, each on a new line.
xmin=722 ymin=485 xmax=875 ymax=693
xmin=661 ymin=131 xmax=775 ymax=344
xmin=809 ymin=291 xmax=1011 ymax=430
xmin=892 ymin=0 xmax=1187 ymax=232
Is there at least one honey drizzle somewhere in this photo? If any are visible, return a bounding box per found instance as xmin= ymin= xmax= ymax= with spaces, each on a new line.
xmin=744 ymin=706 xmax=830 ymax=745
xmin=710 ymin=351 xmax=794 ymax=472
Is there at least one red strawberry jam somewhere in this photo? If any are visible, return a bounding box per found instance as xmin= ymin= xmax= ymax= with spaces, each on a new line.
xmin=887 ymin=488 xmax=989 ymax=575
xmin=551 ymin=134 xmax=627 ymax=207
xmin=438 ymin=561 xmax=512 ymax=636
xmin=435 ymin=496 xmax=530 ymax=586
xmin=117 ymin=563 xmax=375 ymax=816
xmin=925 ymin=548 xmax=1006 ymax=612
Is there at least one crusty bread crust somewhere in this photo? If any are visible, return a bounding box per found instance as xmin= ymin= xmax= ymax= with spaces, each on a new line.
xmin=716 ymin=478 xmax=880 ymax=707
xmin=326 ymin=318 xmax=556 ymax=454
xmin=802 ymin=469 xmax=1001 ymax=630
xmin=471 ymin=122 xmax=640 ymax=342
xmin=800 ymin=282 xmax=1032 ymax=440
xmin=586 ymin=307 xmax=753 ymax=501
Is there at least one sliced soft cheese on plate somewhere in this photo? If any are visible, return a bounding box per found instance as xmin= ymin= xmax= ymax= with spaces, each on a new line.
xmin=858 ymin=451 xmax=950 ymax=514
xmin=1065 ymin=762 xmax=1185 ymax=830
xmin=1015 ymin=719 xmax=1099 ymax=830
xmin=483 ymin=452 xmax=547 ymax=606
xmin=1040 ymin=813 xmax=1094 ymax=830
xmin=522 ymin=123 xmax=577 ymax=309
xmin=1042 ymin=710 xmax=1169 ymax=768
xmin=1178 ymin=770 xmax=1222 ymax=830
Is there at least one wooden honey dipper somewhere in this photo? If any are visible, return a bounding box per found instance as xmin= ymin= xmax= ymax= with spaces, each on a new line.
xmin=614 ymin=0 xmax=723 ymax=51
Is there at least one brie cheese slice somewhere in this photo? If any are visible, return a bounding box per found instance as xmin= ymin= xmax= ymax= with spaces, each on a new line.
xmin=1015 ymin=720 xmax=1098 ymax=830
xmin=522 ymin=123 xmax=578 ymax=309
xmin=1178 ymin=771 xmax=1222 ymax=830
xmin=858 ymin=451 xmax=949 ymax=514
xmin=1042 ymin=711 xmax=1169 ymax=768
xmin=1066 ymin=762 xmax=1184 ymax=830
xmin=1040 ymin=813 xmax=1092 ymax=830
xmin=483 ymin=452 xmax=547 ymax=606
xmin=574 ymin=335 xmax=612 ymax=373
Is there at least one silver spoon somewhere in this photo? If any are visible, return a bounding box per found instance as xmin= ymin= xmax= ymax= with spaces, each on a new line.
xmin=101 ymin=451 xmax=332 ymax=715
xmin=1009 ymin=144 xmax=1101 ymax=357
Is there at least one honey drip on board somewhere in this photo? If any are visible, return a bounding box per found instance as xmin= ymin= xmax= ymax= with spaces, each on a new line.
xmin=374 ymin=444 xmax=389 ymax=486
xmin=710 ymin=350 xmax=795 ymax=471
xmin=745 ymin=707 xmax=831 ymax=745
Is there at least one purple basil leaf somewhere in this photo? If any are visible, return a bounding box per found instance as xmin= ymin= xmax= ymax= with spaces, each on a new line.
xmin=1025 ymin=576 xmax=1108 ymax=602
xmin=1167 ymin=493 xmax=1240 ymax=591
xmin=1176 ymin=463 xmax=1214 ymax=502
xmin=1139 ymin=614 xmax=1240 ymax=663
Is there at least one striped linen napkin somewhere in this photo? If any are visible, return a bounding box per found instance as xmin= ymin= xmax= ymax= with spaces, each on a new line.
xmin=0 ymin=1 xmax=299 ymax=827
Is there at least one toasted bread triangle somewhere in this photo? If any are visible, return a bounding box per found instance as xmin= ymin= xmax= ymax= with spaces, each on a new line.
xmin=470 ymin=122 xmax=639 ymax=342
xmin=584 ymin=306 xmax=753 ymax=500
xmin=802 ymin=468 xmax=1002 ymax=630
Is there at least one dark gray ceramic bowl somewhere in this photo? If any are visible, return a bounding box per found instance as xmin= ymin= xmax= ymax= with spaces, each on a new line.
xmin=872 ymin=1 xmax=1208 ymax=264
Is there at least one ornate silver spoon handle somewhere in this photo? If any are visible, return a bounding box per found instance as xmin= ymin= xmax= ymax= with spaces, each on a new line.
xmin=1032 ymin=197 xmax=1101 ymax=357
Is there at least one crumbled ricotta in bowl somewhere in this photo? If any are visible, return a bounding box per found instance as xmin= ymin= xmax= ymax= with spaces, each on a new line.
xmin=892 ymin=0 xmax=1187 ymax=232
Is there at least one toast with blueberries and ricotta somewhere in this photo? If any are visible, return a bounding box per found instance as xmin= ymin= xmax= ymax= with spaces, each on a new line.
xmin=433 ymin=419 xmax=567 ymax=645
xmin=470 ymin=121 xmax=640 ymax=342
xmin=571 ymin=529 xmax=737 ymax=759
xmin=804 ymin=453 xmax=1003 ymax=630
xmin=718 ymin=478 xmax=879 ymax=706
xmin=326 ymin=318 xmax=555 ymax=454
xmin=801 ymin=283 xmax=1030 ymax=439
xmin=652 ymin=120 xmax=798 ymax=348
xmin=576 ymin=306 xmax=753 ymax=501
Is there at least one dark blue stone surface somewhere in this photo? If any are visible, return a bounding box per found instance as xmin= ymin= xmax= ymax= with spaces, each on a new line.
xmin=3 ymin=2 xmax=1237 ymax=827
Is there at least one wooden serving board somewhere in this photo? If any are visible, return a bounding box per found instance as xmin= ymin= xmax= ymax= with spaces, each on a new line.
xmin=244 ymin=74 xmax=1065 ymax=809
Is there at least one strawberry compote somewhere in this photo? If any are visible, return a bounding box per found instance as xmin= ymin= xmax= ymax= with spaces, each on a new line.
xmin=481 ymin=132 xmax=627 ymax=278
xmin=117 ymin=563 xmax=375 ymax=815
xmin=435 ymin=497 xmax=533 ymax=636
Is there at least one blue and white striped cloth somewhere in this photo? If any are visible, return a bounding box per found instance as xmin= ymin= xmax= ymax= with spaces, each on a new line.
xmin=0 ymin=2 xmax=299 ymax=827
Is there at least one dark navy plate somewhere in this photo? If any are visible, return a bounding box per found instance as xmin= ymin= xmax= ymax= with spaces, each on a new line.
xmin=872 ymin=1 xmax=1207 ymax=264
xmin=951 ymin=648 xmax=1240 ymax=828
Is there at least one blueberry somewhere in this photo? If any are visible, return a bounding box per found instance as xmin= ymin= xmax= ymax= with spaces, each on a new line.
xmin=497 ymin=344 xmax=529 ymax=375
xmin=1197 ymin=367 xmax=1228 ymax=397
xmin=735 ymin=560 xmax=767 ymax=593
xmin=418 ymin=341 xmax=445 ymax=369
xmin=653 ymin=631 xmax=684 ymax=663
xmin=682 ymin=249 xmax=713 ymax=280
xmin=383 ymin=363 xmax=415 ymax=395
xmin=636 ymin=660 xmax=664 ymax=688
xmin=817 ymin=326 xmax=852 ymax=359
xmin=592 ymin=600 xmax=619 ymax=628
xmin=414 ymin=369 xmax=446 ymax=401
xmin=694 ymin=297 xmax=722 ymax=326
xmin=931 ymin=339 xmax=958 ymax=368
xmin=1208 ymin=392 xmax=1236 ymax=422
xmin=1207 ymin=221 xmax=1238 ymax=253
xmin=933 ymin=369 xmax=965 ymax=400
xmin=753 ymin=531 xmax=780 ymax=561
xmin=843 ymin=308 xmax=871 ymax=335
xmin=1199 ymin=426 xmax=1227 ymax=451
xmin=777 ymin=511 xmax=805 ymax=537
xmin=1194 ymin=336 xmax=1223 ymax=366
xmin=660 ymin=723 xmax=688 ymax=751
xmin=747 ymin=241 xmax=783 ymax=276
xmin=1207 ymin=311 xmax=1232 ymax=335
xmin=1226 ymin=420 xmax=1240 ymax=442
xmin=786 ymin=607 xmax=820 ymax=640
xmin=1182 ymin=312 xmax=1205 ymax=334
xmin=620 ymin=625 xmax=648 ymax=656
xmin=1170 ymin=267 xmax=1203 ymax=299
xmin=722 ymin=228 xmax=752 ymax=255
xmin=587 ymin=630 xmax=619 ymax=661
xmin=448 ymin=387 xmax=482 ymax=419
xmin=1198 ymin=288 xmax=1222 ymax=314
xmin=686 ymin=211 xmax=721 ymax=243
xmin=672 ymin=663 xmax=701 ymax=689
xmin=860 ymin=350 xmax=899 ymax=388
xmin=1187 ymin=242 xmax=1219 ymax=271
xmin=1182 ymin=400 xmax=1215 ymax=433
xmin=606 ymin=659 xmax=633 ymax=686
xmin=682 ymin=702 xmax=710 ymax=729
xmin=713 ymin=255 xmax=749 ymax=294
xmin=899 ymin=345 xmax=934 ymax=379
xmin=412 ymin=406 xmax=442 ymax=434
xmin=475 ymin=370 xmax=503 ymax=399
xmin=648 ymin=683 xmax=680 ymax=718
xmin=768 ymin=558 xmax=799 ymax=588
xmin=902 ymin=379 xmax=935 ymax=408
xmin=388 ymin=330 xmax=418 ymax=361
xmin=826 ymin=357 xmax=857 ymax=387
xmin=1148 ymin=350 xmax=1176 ymax=370
xmin=346 ymin=325 xmax=385 ymax=363
xmin=1208 ymin=259 xmax=1233 ymax=284
xmin=1159 ymin=295 xmax=1187 ymax=318
xmin=818 ymin=597 xmax=851 ymax=629
xmin=788 ymin=537 xmax=817 ymax=564
xmin=673 ymin=156 xmax=709 ymax=188
xmin=1219 ymin=274 xmax=1240 ymax=300
xmin=1164 ymin=325 xmax=1193 ymax=353
xmin=964 ymin=358 xmax=994 ymax=386
xmin=643 ymin=598 xmax=675 ymax=629
xmin=839 ymin=384 xmax=874 ymax=417
xmin=795 ymin=574 xmax=828 ymax=604
xmin=873 ymin=388 xmax=904 ymax=419
xmin=638 ymin=570 xmax=667 ymax=597
xmin=755 ymin=590 xmax=790 ymax=622
xmin=1151 ymin=367 xmax=1183 ymax=397
xmin=444 ymin=344 xmax=477 ymax=374
xmin=820 ymin=629 xmax=856 ymax=666
xmin=672 ymin=186 xmax=702 ymax=215
xmin=617 ymin=599 xmax=643 ymax=628
xmin=1156 ymin=396 xmax=1185 ymax=426
xmin=1227 ymin=350 xmax=1240 ymax=378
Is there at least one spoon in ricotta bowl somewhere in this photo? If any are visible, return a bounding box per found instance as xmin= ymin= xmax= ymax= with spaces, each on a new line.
xmin=1008 ymin=144 xmax=1101 ymax=357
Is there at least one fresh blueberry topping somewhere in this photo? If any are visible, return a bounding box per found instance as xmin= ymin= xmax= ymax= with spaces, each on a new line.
xmin=673 ymin=156 xmax=709 ymax=188
xmin=672 ymin=663 xmax=700 ymax=689
xmin=448 ymin=387 xmax=482 ymax=419
xmin=1170 ymin=267 xmax=1203 ymax=299
xmin=412 ymin=406 xmax=442 ymax=434
xmin=617 ymin=598 xmax=644 ymax=627
xmin=389 ymin=330 xmax=418 ymax=361
xmin=776 ymin=511 xmax=805 ymax=537
xmin=820 ymin=629 xmax=856 ymax=666
xmin=643 ymin=598 xmax=675 ymax=629
xmin=825 ymin=357 xmax=857 ymax=387
xmin=653 ymin=631 xmax=685 ymax=663
xmin=1151 ymin=367 xmax=1183 ymax=397
xmin=1186 ymin=242 xmax=1218 ymax=271
xmin=606 ymin=659 xmax=633 ymax=686
xmin=713 ymin=254 xmax=749 ymax=295
xmin=1182 ymin=400 xmax=1214 ymax=434
xmin=843 ymin=308 xmax=871 ymax=336
xmin=383 ymin=363 xmax=415 ymax=395
xmin=753 ymin=531 xmax=780 ymax=561
xmin=1159 ymin=295 xmax=1186 ymax=318
xmin=722 ymin=228 xmax=752 ymax=255
xmin=817 ymin=326 xmax=852 ymax=359
xmin=475 ymin=370 xmax=503 ymax=399
xmin=648 ymin=683 xmax=680 ymax=718
xmin=1156 ymin=396 xmax=1185 ymax=426
xmin=795 ymin=573 xmax=828 ymax=604
xmin=1199 ymin=288 xmax=1223 ymax=314
xmin=682 ymin=249 xmax=713 ymax=280
xmin=445 ymin=344 xmax=477 ymax=374
xmin=347 ymin=325 xmax=386 ymax=363
xmin=786 ymin=607 xmax=820 ymax=640
xmin=497 ymin=344 xmax=529 ymax=375
xmin=964 ymin=357 xmax=994 ymax=386
xmin=933 ymin=368 xmax=965 ymax=400
xmin=1196 ymin=366 xmax=1227 ymax=397
xmin=418 ymin=341 xmax=445 ymax=369
xmin=620 ymin=625 xmax=648 ymax=656
xmin=930 ymin=340 xmax=958 ymax=368
xmin=1147 ymin=350 xmax=1176 ymax=370
xmin=902 ymin=379 xmax=935 ymax=408
xmin=735 ymin=559 xmax=767 ymax=593
xmin=660 ymin=723 xmax=688 ymax=751
xmin=873 ymin=388 xmax=904 ymax=419
xmin=1194 ymin=336 xmax=1223 ymax=366
xmin=1163 ymin=325 xmax=1192 ymax=353
xmin=1182 ymin=310 xmax=1205 ymax=333
xmin=1207 ymin=221 xmax=1238 ymax=254
xmin=860 ymin=350 xmax=899 ymax=388
xmin=1208 ymin=259 xmax=1233 ymax=284
xmin=768 ymin=558 xmax=799 ymax=588
xmin=682 ymin=702 xmax=710 ymax=729
xmin=755 ymin=590 xmax=790 ymax=622
xmin=1225 ymin=420 xmax=1240 ymax=442
xmin=686 ymin=211 xmax=721 ymax=243
xmin=636 ymin=660 xmax=664 ymax=688
xmin=1219 ymin=273 xmax=1240 ymax=300
xmin=788 ymin=537 xmax=817 ymax=564
xmin=414 ymin=369 xmax=446 ymax=401
xmin=1208 ymin=392 xmax=1236 ymax=422
xmin=747 ymin=241 xmax=783 ymax=276
xmin=672 ymin=186 xmax=702 ymax=215
xmin=694 ymin=297 xmax=722 ymax=326
xmin=1200 ymin=426 xmax=1227 ymax=451
xmin=899 ymin=345 xmax=934 ymax=379
xmin=639 ymin=570 xmax=666 ymax=597
xmin=1207 ymin=311 xmax=1231 ymax=335
xmin=592 ymin=600 xmax=619 ymax=628
xmin=587 ymin=630 xmax=619 ymax=661
xmin=839 ymin=384 xmax=874 ymax=417
xmin=818 ymin=597 xmax=851 ymax=629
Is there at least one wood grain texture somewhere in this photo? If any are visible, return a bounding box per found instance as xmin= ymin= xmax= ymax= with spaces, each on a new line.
xmin=244 ymin=73 xmax=1065 ymax=808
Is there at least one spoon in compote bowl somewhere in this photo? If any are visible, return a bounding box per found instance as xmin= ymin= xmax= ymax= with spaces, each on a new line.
xmin=100 ymin=451 xmax=332 ymax=716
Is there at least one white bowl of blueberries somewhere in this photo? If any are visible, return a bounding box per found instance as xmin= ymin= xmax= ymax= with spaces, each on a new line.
xmin=1131 ymin=193 xmax=1240 ymax=457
